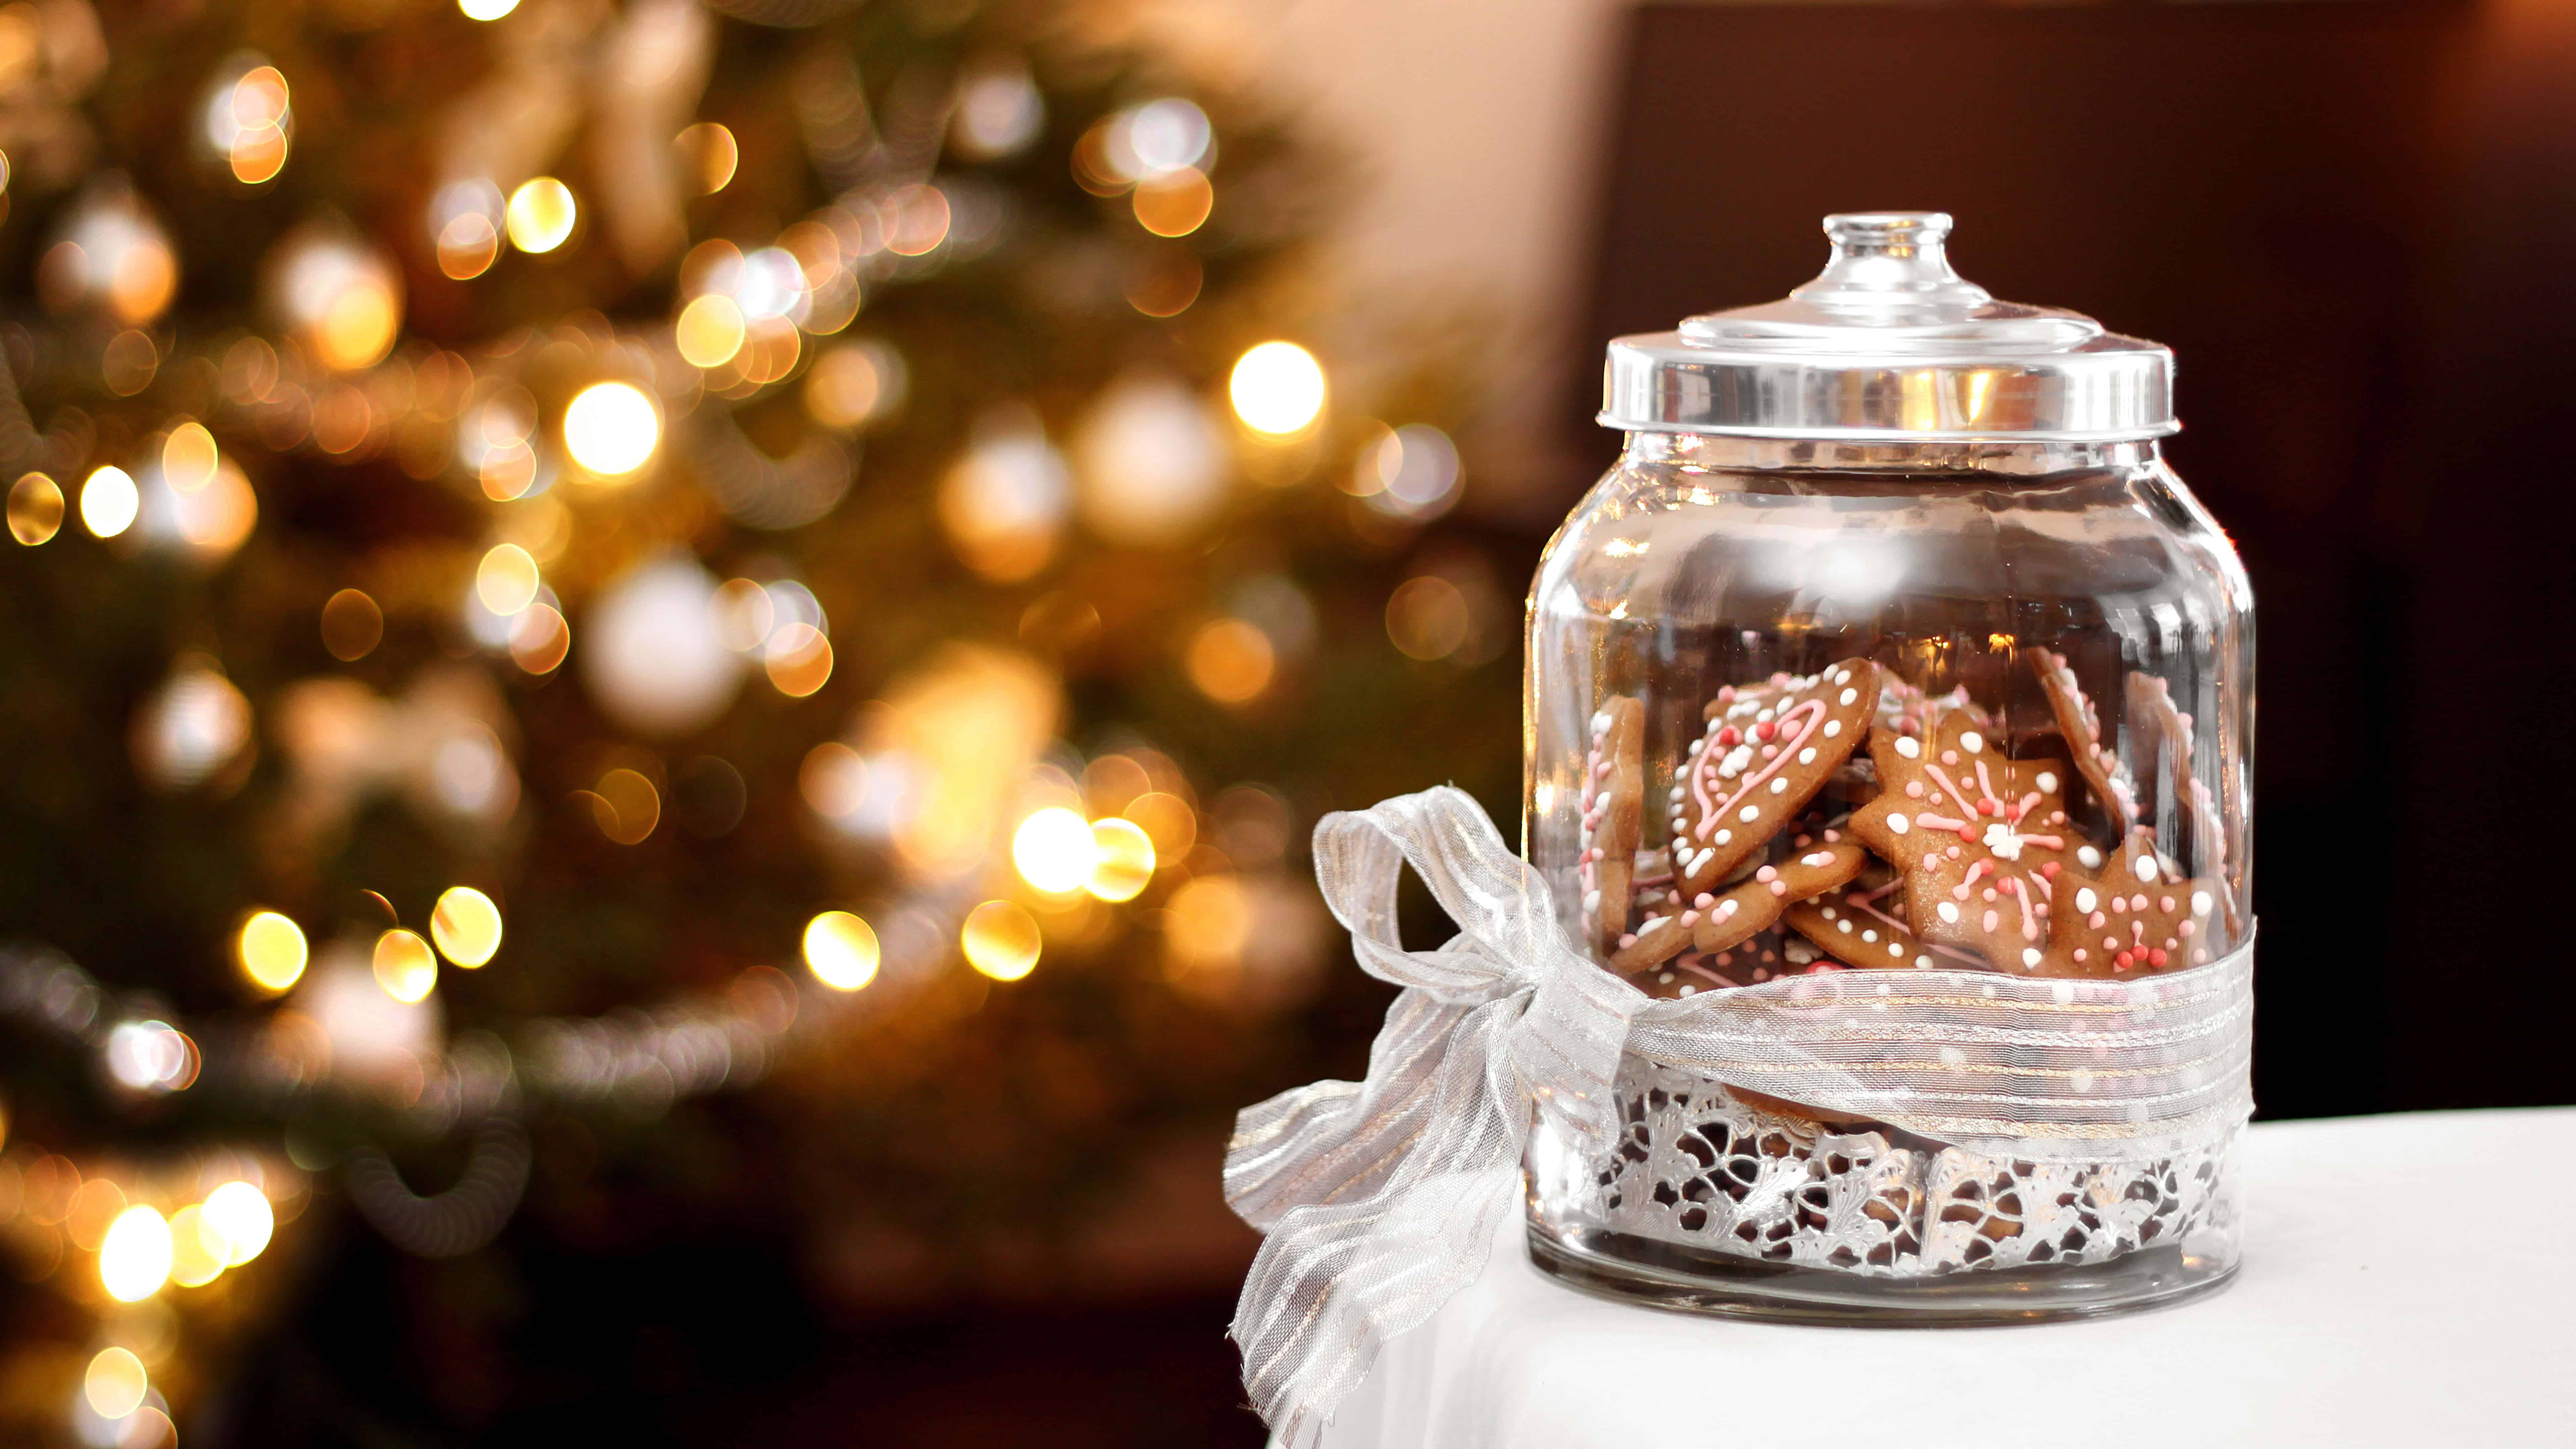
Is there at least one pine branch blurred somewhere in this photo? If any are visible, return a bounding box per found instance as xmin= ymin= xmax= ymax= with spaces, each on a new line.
xmin=0 ymin=0 xmax=1523 ymax=1438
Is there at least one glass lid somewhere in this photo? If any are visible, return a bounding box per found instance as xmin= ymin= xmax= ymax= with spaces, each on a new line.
xmin=1600 ymin=213 xmax=2176 ymax=441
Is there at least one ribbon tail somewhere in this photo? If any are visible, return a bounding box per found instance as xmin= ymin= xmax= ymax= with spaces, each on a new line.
xmin=1228 ymin=996 xmax=1523 ymax=1445
xmin=1226 ymin=786 xmax=1647 ymax=1442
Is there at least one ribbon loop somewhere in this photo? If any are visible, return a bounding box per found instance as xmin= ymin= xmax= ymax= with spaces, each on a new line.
xmin=1227 ymin=786 xmax=2253 ymax=1445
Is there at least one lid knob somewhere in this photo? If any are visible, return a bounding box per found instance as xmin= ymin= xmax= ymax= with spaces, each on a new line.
xmin=1789 ymin=212 xmax=1992 ymax=318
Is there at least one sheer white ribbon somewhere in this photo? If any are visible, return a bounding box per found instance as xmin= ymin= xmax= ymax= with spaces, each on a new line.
xmin=1226 ymin=786 xmax=2253 ymax=1445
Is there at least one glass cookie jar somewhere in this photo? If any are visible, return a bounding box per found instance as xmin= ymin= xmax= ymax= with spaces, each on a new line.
xmin=1521 ymin=214 xmax=2254 ymax=1322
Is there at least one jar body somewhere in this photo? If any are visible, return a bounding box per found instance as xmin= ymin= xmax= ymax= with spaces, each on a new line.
xmin=1521 ymin=432 xmax=2253 ymax=1321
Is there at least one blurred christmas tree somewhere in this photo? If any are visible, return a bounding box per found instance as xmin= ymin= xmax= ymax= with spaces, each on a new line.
xmin=0 ymin=0 xmax=1523 ymax=1438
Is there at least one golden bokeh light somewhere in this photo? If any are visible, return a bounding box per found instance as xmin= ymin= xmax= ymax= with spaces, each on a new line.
xmin=961 ymin=900 xmax=1041 ymax=981
xmin=591 ymin=767 xmax=660 ymax=845
xmin=1132 ymin=167 xmax=1213 ymax=237
xmin=675 ymin=121 xmax=737 ymax=195
xmin=202 ymin=1180 xmax=273 ymax=1264
xmin=1012 ymin=806 xmax=1097 ymax=894
xmin=1228 ymin=341 xmax=1326 ymax=436
xmin=475 ymin=542 xmax=540 ymax=615
xmin=168 ymin=1203 xmax=225 ymax=1287
xmin=371 ymin=928 xmax=437 ymax=1004
xmin=1186 ymin=618 xmax=1275 ymax=704
xmin=430 ymin=885 xmax=503 ymax=967
xmin=8 ymin=470 xmax=62 ymax=543
xmin=504 ymin=177 xmax=576 ymax=253
xmin=162 ymin=421 xmax=218 ymax=493
xmin=675 ymin=293 xmax=746 ymax=369
xmin=763 ymin=624 xmax=833 ymax=697
xmin=68 ymin=1176 xmax=126 ymax=1249
xmin=84 ymin=1347 xmax=148 ymax=1419
xmin=804 ymin=341 xmax=903 ymax=431
xmin=508 ymin=603 xmax=570 ymax=675
xmin=1387 ymin=575 xmax=1470 ymax=660
xmin=1167 ymin=873 xmax=1253 ymax=966
xmin=81 ymin=465 xmax=138 ymax=538
xmin=100 ymin=1205 xmax=173 ymax=1301
xmin=563 ymin=381 xmax=659 ymax=477
xmin=169 ymin=459 xmax=259 ymax=560
xmin=321 ymin=587 xmax=383 ymax=661
xmin=1085 ymin=817 xmax=1156 ymax=901
xmin=315 ymin=279 xmax=398 ymax=374
xmin=436 ymin=212 xmax=500 ymax=280
xmin=1123 ymin=790 xmax=1197 ymax=862
xmin=102 ymin=329 xmax=159 ymax=395
xmin=220 ymin=66 xmax=292 ymax=184
xmin=460 ymin=0 xmax=519 ymax=17
xmin=802 ymin=910 xmax=880 ymax=991
xmin=235 ymin=910 xmax=308 ymax=993
xmin=1124 ymin=248 xmax=1203 ymax=318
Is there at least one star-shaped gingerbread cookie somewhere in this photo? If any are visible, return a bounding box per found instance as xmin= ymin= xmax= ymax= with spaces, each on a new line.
xmin=2030 ymin=827 xmax=2224 ymax=977
xmin=1669 ymin=659 xmax=1879 ymax=897
xmin=1848 ymin=709 xmax=2088 ymax=971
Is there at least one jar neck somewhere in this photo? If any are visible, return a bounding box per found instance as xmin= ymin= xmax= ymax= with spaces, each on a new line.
xmin=1619 ymin=430 xmax=2161 ymax=477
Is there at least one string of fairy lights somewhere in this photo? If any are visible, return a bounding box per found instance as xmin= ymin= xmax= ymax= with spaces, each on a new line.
xmin=0 ymin=0 xmax=1509 ymax=1439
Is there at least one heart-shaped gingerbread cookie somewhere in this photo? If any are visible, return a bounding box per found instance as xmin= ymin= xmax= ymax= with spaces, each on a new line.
xmin=1669 ymin=659 xmax=1879 ymax=898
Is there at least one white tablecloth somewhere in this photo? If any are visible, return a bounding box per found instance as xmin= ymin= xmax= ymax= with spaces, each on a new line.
xmin=1308 ymin=1108 xmax=2576 ymax=1448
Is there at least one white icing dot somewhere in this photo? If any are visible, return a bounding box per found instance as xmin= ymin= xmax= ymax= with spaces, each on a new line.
xmin=1824 ymin=719 xmax=1843 ymax=738
xmin=1862 ymin=929 xmax=1878 ymax=943
xmin=1832 ymin=668 xmax=1849 ymax=684
xmin=1961 ymin=731 xmax=1984 ymax=754
xmin=1837 ymin=919 xmax=1853 ymax=934
xmin=1936 ymin=901 xmax=1960 ymax=923
xmin=1916 ymin=955 xmax=1932 ymax=968
xmin=1739 ymin=805 xmax=1760 ymax=822
xmin=2192 ymin=890 xmax=2213 ymax=916
xmin=2133 ymin=854 xmax=2159 ymax=882
xmin=1894 ymin=736 xmax=1921 ymax=759
xmin=1679 ymin=984 xmax=1697 ymax=996
xmin=2022 ymin=948 xmax=2043 ymax=968
xmin=1838 ymin=688 xmax=1858 ymax=706
xmin=2037 ymin=771 xmax=2058 ymax=793
xmin=1888 ymin=813 xmax=1910 ymax=836
xmin=2077 ymin=846 xmax=2102 ymax=869
xmin=1714 ymin=831 xmax=1732 ymax=846
xmin=1768 ymin=778 xmax=1788 ymax=795
xmin=1797 ymin=747 xmax=1816 ymax=765
xmin=2075 ymin=888 xmax=2098 ymax=913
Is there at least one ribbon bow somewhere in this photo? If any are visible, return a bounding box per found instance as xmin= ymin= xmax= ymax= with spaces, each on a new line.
xmin=1226 ymin=787 xmax=2251 ymax=1444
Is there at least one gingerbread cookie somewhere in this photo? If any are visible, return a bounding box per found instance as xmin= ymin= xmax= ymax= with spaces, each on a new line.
xmin=2025 ymin=647 xmax=2137 ymax=829
xmin=1578 ymin=696 xmax=1645 ymax=955
xmin=2124 ymin=673 xmax=2244 ymax=943
xmin=1634 ymin=929 xmax=1820 ymax=998
xmin=1848 ymin=709 xmax=2086 ymax=973
xmin=2032 ymin=827 xmax=2222 ymax=977
xmin=1670 ymin=660 xmax=1879 ymax=897
xmin=1785 ymin=875 xmax=1989 ymax=972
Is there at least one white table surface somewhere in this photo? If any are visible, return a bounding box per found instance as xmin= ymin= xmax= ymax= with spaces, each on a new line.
xmin=1309 ymin=1108 xmax=2576 ymax=1448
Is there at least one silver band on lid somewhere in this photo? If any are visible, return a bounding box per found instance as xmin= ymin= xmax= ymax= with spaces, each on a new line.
xmin=1599 ymin=214 xmax=2177 ymax=441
